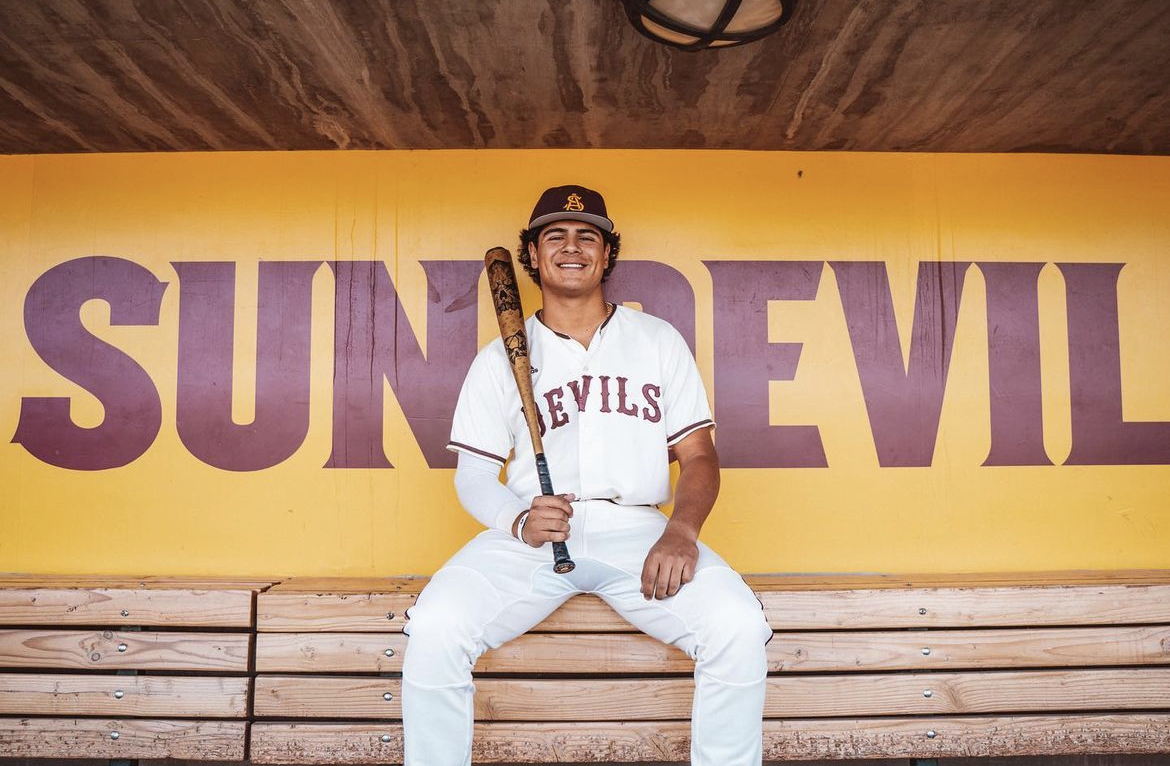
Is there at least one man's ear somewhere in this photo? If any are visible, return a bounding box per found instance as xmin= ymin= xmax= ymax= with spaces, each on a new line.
xmin=528 ymin=240 xmax=538 ymax=270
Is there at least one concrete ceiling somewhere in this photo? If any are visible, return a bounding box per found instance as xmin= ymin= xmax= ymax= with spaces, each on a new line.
xmin=1 ymin=0 xmax=1168 ymax=155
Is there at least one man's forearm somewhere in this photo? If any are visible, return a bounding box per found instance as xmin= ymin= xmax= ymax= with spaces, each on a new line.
xmin=666 ymin=449 xmax=720 ymax=540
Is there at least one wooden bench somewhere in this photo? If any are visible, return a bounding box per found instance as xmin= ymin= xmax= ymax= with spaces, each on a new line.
xmin=249 ymin=570 xmax=1170 ymax=764
xmin=0 ymin=575 xmax=274 ymax=761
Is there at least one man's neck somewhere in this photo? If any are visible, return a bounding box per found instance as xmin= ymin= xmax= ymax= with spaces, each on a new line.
xmin=540 ymin=292 xmax=611 ymax=347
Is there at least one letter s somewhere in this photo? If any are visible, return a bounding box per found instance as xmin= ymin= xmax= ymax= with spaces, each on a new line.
xmin=12 ymin=257 xmax=166 ymax=470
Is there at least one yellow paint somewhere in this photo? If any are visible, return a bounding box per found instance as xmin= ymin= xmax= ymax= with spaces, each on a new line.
xmin=1 ymin=150 xmax=1168 ymax=576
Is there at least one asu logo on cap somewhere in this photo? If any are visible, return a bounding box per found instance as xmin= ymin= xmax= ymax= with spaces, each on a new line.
xmin=528 ymin=184 xmax=615 ymax=232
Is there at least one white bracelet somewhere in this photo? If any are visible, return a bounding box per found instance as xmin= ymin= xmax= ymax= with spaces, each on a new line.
xmin=515 ymin=510 xmax=531 ymax=543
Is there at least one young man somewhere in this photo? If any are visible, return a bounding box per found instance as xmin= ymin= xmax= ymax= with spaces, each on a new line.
xmin=402 ymin=185 xmax=771 ymax=765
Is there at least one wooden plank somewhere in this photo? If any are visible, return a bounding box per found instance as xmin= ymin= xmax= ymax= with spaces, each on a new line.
xmin=771 ymin=625 xmax=1170 ymax=672
xmin=254 ymin=676 xmax=402 ymax=718
xmin=0 ymin=674 xmax=249 ymax=717
xmin=757 ymin=583 xmax=1170 ymax=629
xmin=258 ymin=576 xmax=1170 ymax=632
xmin=257 ymin=625 xmax=1170 ymax=674
xmin=744 ymin=570 xmax=1170 ymax=589
xmin=0 ymin=575 xmax=277 ymax=589
xmin=253 ymin=668 xmax=1170 ymax=720
xmin=256 ymin=633 xmax=408 ymax=672
xmin=0 ymin=629 xmax=250 ymax=671
xmin=0 ymin=588 xmax=255 ymax=627
xmin=263 ymin=577 xmax=427 ymax=594
xmin=0 ymin=718 xmax=246 ymax=759
xmin=257 ymin=593 xmax=415 ymax=632
xmin=249 ymin=715 xmax=1170 ymax=763
xmin=256 ymin=631 xmax=687 ymax=673
xmin=257 ymin=571 xmax=1170 ymax=595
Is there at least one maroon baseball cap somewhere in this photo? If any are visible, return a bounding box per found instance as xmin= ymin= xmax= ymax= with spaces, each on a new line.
xmin=527 ymin=184 xmax=614 ymax=232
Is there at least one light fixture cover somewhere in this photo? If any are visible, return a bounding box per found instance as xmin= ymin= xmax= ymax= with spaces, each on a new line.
xmin=621 ymin=0 xmax=797 ymax=50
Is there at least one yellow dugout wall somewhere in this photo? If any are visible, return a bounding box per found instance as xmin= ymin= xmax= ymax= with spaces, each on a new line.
xmin=2 ymin=149 xmax=1168 ymax=576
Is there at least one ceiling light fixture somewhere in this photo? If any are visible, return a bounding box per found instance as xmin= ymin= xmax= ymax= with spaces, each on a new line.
xmin=620 ymin=0 xmax=797 ymax=51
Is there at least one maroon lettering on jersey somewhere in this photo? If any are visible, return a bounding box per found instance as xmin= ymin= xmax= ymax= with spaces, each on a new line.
xmin=1060 ymin=262 xmax=1170 ymax=465
xmin=979 ymin=262 xmax=1051 ymax=466
xmin=598 ymin=375 xmax=613 ymax=413
xmin=568 ymin=375 xmax=593 ymax=411
xmin=544 ymin=387 xmax=570 ymax=429
xmin=642 ymin=384 xmax=662 ymax=423
xmin=615 ymin=376 xmax=639 ymax=416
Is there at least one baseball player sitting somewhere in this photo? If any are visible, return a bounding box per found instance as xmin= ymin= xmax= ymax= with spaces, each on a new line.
xmin=402 ymin=185 xmax=771 ymax=765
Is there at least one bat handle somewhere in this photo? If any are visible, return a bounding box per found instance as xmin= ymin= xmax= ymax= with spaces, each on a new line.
xmin=535 ymin=453 xmax=576 ymax=574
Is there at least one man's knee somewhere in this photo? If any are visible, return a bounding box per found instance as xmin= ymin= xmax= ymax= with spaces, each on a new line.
xmin=687 ymin=574 xmax=770 ymax=680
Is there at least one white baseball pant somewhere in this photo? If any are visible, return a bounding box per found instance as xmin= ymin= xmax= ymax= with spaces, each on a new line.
xmin=402 ymin=500 xmax=772 ymax=766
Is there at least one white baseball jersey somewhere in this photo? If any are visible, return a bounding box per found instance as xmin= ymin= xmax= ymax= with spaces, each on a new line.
xmin=447 ymin=304 xmax=714 ymax=507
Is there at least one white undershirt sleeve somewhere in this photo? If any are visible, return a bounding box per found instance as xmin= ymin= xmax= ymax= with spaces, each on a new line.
xmin=454 ymin=451 xmax=531 ymax=533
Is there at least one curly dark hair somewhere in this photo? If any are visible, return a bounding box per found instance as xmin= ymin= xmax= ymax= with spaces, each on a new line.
xmin=516 ymin=224 xmax=622 ymax=287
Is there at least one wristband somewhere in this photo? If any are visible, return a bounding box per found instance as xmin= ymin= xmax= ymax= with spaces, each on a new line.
xmin=515 ymin=510 xmax=532 ymax=544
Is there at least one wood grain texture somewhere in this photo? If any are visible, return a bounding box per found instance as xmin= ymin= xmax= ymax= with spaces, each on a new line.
xmin=257 ymin=592 xmax=415 ymax=632
xmin=249 ymin=715 xmax=1170 ymax=763
xmin=255 ymin=575 xmax=1170 ymax=632
xmin=0 ymin=587 xmax=255 ymax=627
xmin=0 ymin=673 xmax=248 ymax=717
xmin=256 ymin=625 xmax=1170 ymax=674
xmin=0 ymin=718 xmax=246 ymax=759
xmin=0 ymin=629 xmax=251 ymax=671
xmin=0 ymin=1 xmax=1167 ymax=154
xmin=770 ymin=625 xmax=1170 ymax=672
xmin=252 ymin=669 xmax=1170 ymax=720
xmin=255 ymin=632 xmax=407 ymax=672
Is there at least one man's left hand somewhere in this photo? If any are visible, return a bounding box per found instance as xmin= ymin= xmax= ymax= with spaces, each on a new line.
xmin=641 ymin=524 xmax=699 ymax=600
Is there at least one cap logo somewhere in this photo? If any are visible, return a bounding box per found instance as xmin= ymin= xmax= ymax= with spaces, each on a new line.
xmin=563 ymin=193 xmax=585 ymax=213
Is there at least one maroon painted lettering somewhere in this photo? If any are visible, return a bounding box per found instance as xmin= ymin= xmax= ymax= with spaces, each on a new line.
xmin=705 ymin=261 xmax=827 ymax=468
xmin=979 ymin=262 xmax=1051 ymax=466
xmin=568 ymin=375 xmax=593 ymax=411
xmin=543 ymin=387 xmax=569 ymax=429
xmin=1060 ymin=263 xmax=1170 ymax=464
xmin=831 ymin=261 xmax=970 ymax=467
xmin=327 ymin=260 xmax=482 ymax=468
xmin=174 ymin=261 xmax=320 ymax=471
xmin=615 ymin=376 xmax=639 ymax=416
xmin=604 ymin=260 xmax=698 ymax=353
xmin=642 ymin=384 xmax=662 ymax=423
xmin=13 ymin=257 xmax=166 ymax=470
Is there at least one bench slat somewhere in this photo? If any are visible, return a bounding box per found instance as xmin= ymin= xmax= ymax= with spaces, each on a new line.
xmin=0 ymin=576 xmax=276 ymax=589
xmin=0 ymin=629 xmax=251 ymax=671
xmin=0 ymin=718 xmax=246 ymax=759
xmin=0 ymin=588 xmax=256 ymax=627
xmin=255 ymin=625 xmax=1170 ymax=674
xmin=0 ymin=673 xmax=249 ymax=717
xmin=772 ymin=625 xmax=1170 ymax=671
xmin=258 ymin=593 xmax=414 ymax=632
xmin=259 ymin=581 xmax=1170 ymax=633
xmin=253 ymin=668 xmax=1170 ymax=720
xmin=256 ymin=633 xmax=408 ymax=673
xmin=249 ymin=714 xmax=1170 ymax=763
xmin=758 ymin=584 xmax=1170 ymax=628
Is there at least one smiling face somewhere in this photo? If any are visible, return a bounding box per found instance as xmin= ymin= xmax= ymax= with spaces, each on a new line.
xmin=527 ymin=220 xmax=612 ymax=298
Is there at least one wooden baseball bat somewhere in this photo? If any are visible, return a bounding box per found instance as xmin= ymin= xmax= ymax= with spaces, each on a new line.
xmin=483 ymin=246 xmax=575 ymax=574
